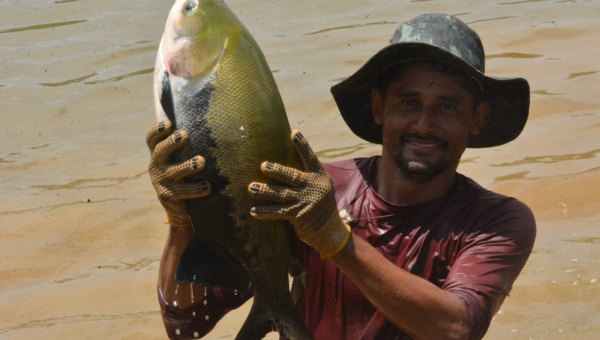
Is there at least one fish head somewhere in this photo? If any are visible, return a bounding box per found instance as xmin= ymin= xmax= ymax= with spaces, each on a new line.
xmin=159 ymin=0 xmax=233 ymax=81
xmin=154 ymin=0 xmax=239 ymax=121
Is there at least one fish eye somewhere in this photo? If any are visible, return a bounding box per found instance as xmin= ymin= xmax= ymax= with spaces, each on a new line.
xmin=184 ymin=1 xmax=198 ymax=12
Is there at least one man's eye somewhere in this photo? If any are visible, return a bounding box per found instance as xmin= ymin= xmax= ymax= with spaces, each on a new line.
xmin=442 ymin=104 xmax=455 ymax=110
xmin=403 ymin=101 xmax=416 ymax=107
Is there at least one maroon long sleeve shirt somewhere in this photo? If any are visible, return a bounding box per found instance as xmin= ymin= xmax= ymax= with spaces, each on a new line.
xmin=158 ymin=156 xmax=536 ymax=340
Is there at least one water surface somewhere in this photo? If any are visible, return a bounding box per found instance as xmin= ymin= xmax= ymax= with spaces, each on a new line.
xmin=1 ymin=0 xmax=599 ymax=339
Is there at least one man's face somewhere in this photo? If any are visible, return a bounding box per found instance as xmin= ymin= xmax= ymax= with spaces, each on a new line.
xmin=372 ymin=62 xmax=488 ymax=181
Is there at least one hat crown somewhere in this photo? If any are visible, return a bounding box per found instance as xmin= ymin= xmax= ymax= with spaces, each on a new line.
xmin=391 ymin=13 xmax=485 ymax=73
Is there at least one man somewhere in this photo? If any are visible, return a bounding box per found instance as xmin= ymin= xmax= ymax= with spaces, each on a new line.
xmin=147 ymin=13 xmax=536 ymax=340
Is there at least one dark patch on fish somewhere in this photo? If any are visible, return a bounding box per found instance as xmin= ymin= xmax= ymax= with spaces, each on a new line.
xmin=160 ymin=73 xmax=251 ymax=294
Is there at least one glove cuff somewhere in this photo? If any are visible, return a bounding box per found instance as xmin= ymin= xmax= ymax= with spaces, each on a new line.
xmin=306 ymin=212 xmax=352 ymax=259
xmin=166 ymin=213 xmax=192 ymax=228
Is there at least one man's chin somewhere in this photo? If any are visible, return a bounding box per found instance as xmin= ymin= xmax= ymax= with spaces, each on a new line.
xmin=394 ymin=157 xmax=447 ymax=181
xmin=406 ymin=161 xmax=428 ymax=173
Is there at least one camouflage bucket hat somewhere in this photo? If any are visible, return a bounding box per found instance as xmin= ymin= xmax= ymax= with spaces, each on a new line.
xmin=330 ymin=13 xmax=530 ymax=148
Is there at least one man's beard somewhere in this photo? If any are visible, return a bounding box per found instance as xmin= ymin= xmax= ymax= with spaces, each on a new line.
xmin=392 ymin=133 xmax=452 ymax=181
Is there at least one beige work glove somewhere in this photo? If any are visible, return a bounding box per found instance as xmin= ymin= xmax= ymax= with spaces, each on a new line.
xmin=146 ymin=120 xmax=211 ymax=227
xmin=249 ymin=130 xmax=351 ymax=259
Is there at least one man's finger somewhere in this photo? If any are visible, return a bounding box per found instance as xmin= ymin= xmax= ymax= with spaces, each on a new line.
xmin=260 ymin=161 xmax=305 ymax=186
xmin=248 ymin=182 xmax=299 ymax=204
xmin=168 ymin=156 xmax=206 ymax=181
xmin=291 ymin=130 xmax=324 ymax=173
xmin=146 ymin=120 xmax=172 ymax=152
xmin=152 ymin=130 xmax=188 ymax=165
xmin=170 ymin=181 xmax=211 ymax=200
xmin=250 ymin=204 xmax=299 ymax=221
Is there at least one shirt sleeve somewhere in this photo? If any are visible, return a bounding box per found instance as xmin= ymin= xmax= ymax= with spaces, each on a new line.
xmin=158 ymin=284 xmax=252 ymax=339
xmin=442 ymin=198 xmax=536 ymax=340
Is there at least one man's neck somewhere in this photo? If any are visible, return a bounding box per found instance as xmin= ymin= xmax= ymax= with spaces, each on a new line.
xmin=372 ymin=154 xmax=458 ymax=206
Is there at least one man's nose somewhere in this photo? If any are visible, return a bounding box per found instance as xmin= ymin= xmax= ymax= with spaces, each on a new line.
xmin=412 ymin=106 xmax=438 ymax=133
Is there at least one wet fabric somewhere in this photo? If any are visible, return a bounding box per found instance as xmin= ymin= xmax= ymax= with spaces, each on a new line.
xmin=158 ymin=156 xmax=535 ymax=340
xmin=290 ymin=157 xmax=536 ymax=340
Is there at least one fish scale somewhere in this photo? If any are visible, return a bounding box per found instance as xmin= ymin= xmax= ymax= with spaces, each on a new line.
xmin=153 ymin=0 xmax=312 ymax=339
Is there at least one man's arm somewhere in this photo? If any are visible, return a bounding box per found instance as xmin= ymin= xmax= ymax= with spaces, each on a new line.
xmin=158 ymin=224 xmax=251 ymax=339
xmin=331 ymin=234 xmax=470 ymax=340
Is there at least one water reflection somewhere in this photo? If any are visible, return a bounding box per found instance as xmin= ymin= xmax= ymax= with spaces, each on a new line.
xmin=467 ymin=16 xmax=517 ymax=25
xmin=40 ymin=73 xmax=96 ymax=87
xmin=0 ymin=20 xmax=87 ymax=35
xmin=32 ymin=171 xmax=147 ymax=191
xmin=500 ymin=0 xmax=548 ymax=5
xmin=0 ymin=198 xmax=126 ymax=216
xmin=490 ymin=149 xmax=600 ymax=167
xmin=0 ymin=311 xmax=159 ymax=336
xmin=566 ymin=71 xmax=598 ymax=79
xmin=305 ymin=21 xmax=398 ymax=35
xmin=487 ymin=52 xmax=543 ymax=59
xmin=531 ymin=90 xmax=566 ymax=95
xmin=83 ymin=68 xmax=154 ymax=85
xmin=493 ymin=170 xmax=530 ymax=183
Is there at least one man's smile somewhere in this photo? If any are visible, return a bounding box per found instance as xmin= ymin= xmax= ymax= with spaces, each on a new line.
xmin=401 ymin=134 xmax=448 ymax=152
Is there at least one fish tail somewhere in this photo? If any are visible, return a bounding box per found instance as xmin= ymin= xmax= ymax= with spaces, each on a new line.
xmin=235 ymin=296 xmax=313 ymax=340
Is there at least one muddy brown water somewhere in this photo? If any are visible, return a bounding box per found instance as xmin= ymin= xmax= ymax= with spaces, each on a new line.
xmin=1 ymin=0 xmax=599 ymax=339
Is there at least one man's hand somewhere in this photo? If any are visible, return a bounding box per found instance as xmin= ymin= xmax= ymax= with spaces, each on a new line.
xmin=248 ymin=130 xmax=351 ymax=259
xmin=146 ymin=120 xmax=211 ymax=227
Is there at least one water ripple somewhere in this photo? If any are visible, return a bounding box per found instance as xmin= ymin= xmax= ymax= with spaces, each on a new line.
xmin=305 ymin=21 xmax=398 ymax=35
xmin=0 ymin=20 xmax=87 ymax=35
xmin=32 ymin=171 xmax=147 ymax=191
xmin=467 ymin=16 xmax=517 ymax=25
xmin=83 ymin=68 xmax=153 ymax=85
xmin=487 ymin=52 xmax=543 ymax=59
xmin=0 ymin=198 xmax=126 ymax=216
xmin=0 ymin=311 xmax=159 ymax=335
xmin=100 ymin=256 xmax=160 ymax=272
xmin=566 ymin=71 xmax=598 ymax=80
xmin=40 ymin=73 xmax=96 ymax=87
xmin=490 ymin=149 xmax=600 ymax=167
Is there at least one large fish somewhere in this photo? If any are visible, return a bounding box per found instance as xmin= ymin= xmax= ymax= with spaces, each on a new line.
xmin=153 ymin=0 xmax=312 ymax=339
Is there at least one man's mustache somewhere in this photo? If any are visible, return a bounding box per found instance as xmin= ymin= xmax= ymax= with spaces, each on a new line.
xmin=400 ymin=133 xmax=448 ymax=146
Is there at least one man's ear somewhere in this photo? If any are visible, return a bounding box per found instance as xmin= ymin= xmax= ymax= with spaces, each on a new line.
xmin=470 ymin=100 xmax=490 ymax=136
xmin=372 ymin=88 xmax=384 ymax=125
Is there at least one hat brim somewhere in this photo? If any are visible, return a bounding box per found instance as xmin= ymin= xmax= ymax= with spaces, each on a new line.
xmin=330 ymin=42 xmax=530 ymax=148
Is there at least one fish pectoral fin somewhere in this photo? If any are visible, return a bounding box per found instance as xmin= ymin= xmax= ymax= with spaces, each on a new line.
xmin=159 ymin=73 xmax=176 ymax=123
xmin=175 ymin=238 xmax=251 ymax=295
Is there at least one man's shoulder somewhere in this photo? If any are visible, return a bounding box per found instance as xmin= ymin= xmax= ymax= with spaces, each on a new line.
xmin=322 ymin=157 xmax=377 ymax=201
xmin=454 ymin=174 xmax=536 ymax=238
xmin=457 ymin=174 xmax=532 ymax=214
xmin=323 ymin=157 xmax=376 ymax=180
